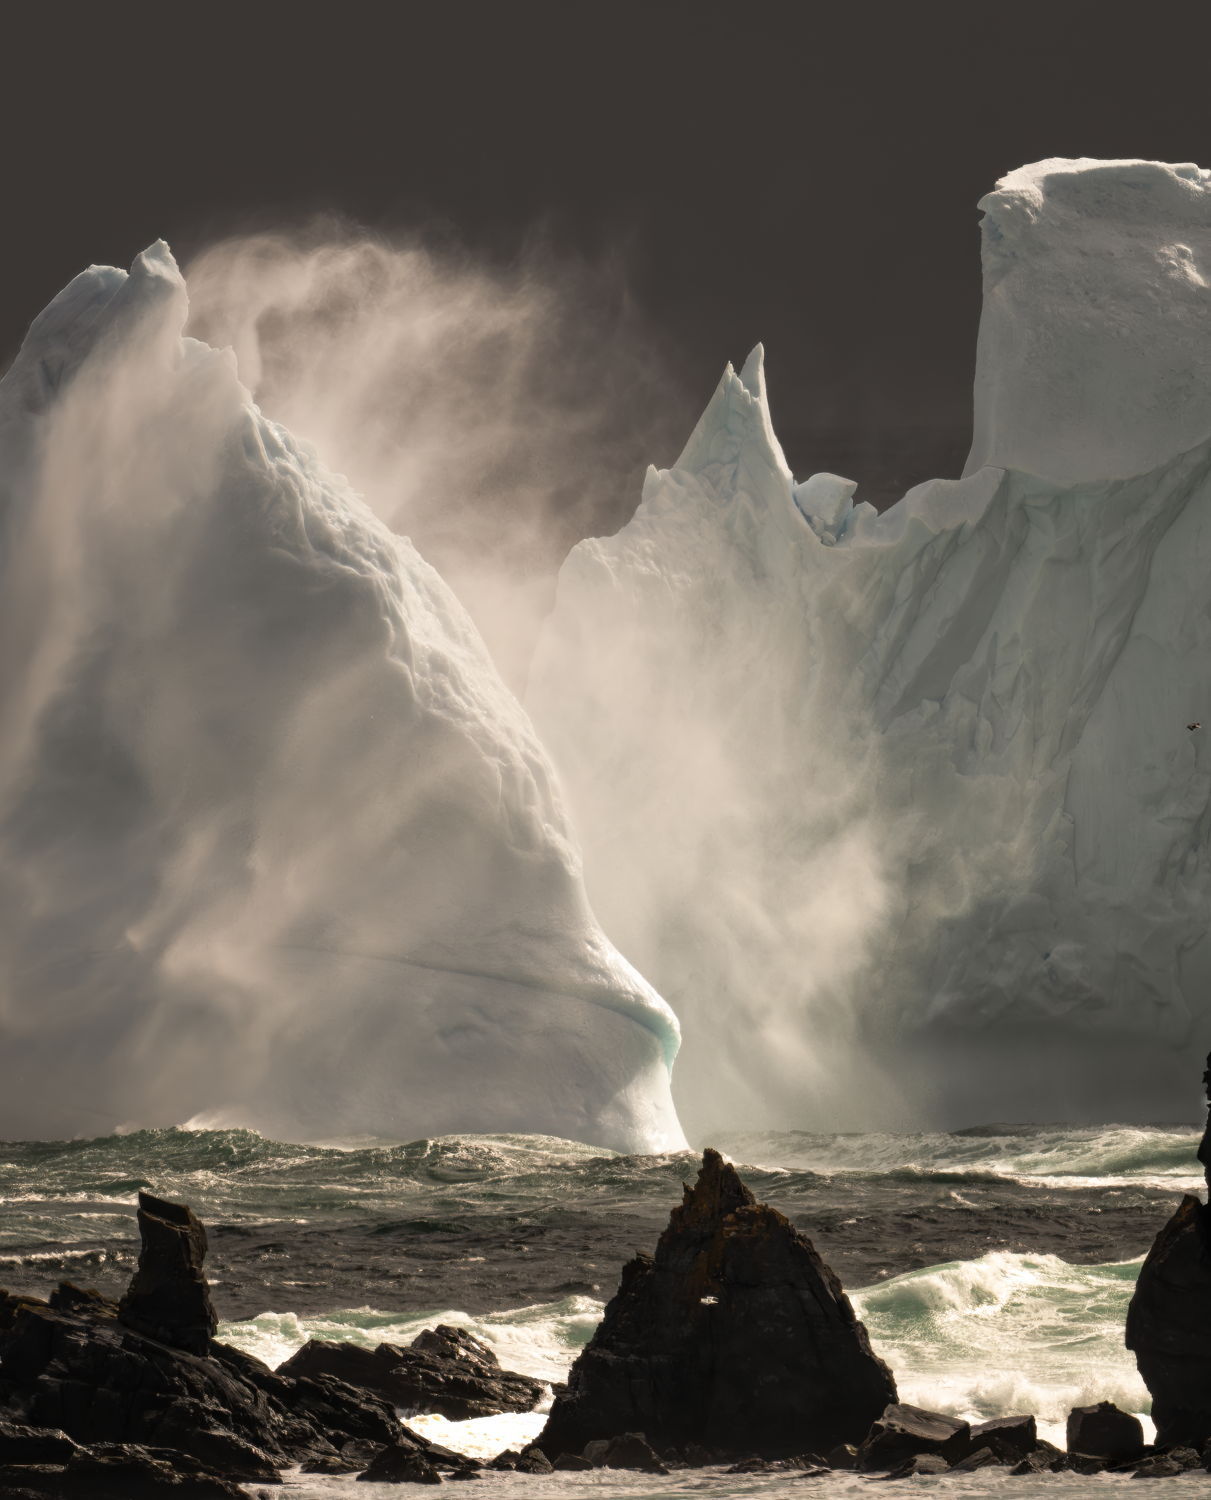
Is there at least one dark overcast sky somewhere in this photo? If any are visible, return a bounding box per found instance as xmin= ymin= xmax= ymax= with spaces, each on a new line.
xmin=8 ymin=0 xmax=1211 ymax=507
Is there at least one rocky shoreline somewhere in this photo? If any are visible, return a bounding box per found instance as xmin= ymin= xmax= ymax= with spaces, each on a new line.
xmin=4 ymin=1084 xmax=1211 ymax=1491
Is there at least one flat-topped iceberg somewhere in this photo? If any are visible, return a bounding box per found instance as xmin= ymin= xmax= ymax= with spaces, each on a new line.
xmin=0 ymin=244 xmax=683 ymax=1151
xmin=528 ymin=159 xmax=1211 ymax=1135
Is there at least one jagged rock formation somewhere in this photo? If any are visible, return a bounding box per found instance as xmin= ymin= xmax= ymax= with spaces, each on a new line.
xmin=0 ymin=1192 xmax=474 ymax=1492
xmin=1126 ymin=1053 xmax=1211 ymax=1447
xmin=277 ymin=1322 xmax=544 ymax=1419
xmin=118 ymin=1193 xmax=218 ymax=1355
xmin=537 ymin=1148 xmax=896 ymax=1459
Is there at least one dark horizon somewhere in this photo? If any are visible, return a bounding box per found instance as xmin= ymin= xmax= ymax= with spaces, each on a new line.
xmin=8 ymin=0 xmax=1211 ymax=514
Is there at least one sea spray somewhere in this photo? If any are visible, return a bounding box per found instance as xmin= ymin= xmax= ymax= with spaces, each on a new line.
xmin=214 ymin=1250 xmax=1153 ymax=1454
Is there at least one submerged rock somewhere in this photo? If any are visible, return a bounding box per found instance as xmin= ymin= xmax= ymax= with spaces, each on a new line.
xmin=880 ymin=1452 xmax=951 ymax=1478
xmin=357 ymin=1445 xmax=444 ymax=1484
xmin=1132 ymin=1446 xmax=1202 ymax=1478
xmin=537 ymin=1148 xmax=896 ymax=1459
xmin=1128 ymin=1052 xmax=1211 ymax=1447
xmin=278 ymin=1322 xmax=543 ymax=1419
xmin=582 ymin=1433 xmax=669 ymax=1472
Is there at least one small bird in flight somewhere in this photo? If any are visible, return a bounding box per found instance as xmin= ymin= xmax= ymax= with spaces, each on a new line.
xmin=1189 ymin=722 xmax=1202 ymax=731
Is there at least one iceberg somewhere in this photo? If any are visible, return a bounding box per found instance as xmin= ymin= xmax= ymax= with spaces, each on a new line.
xmin=527 ymin=160 xmax=1211 ymax=1136
xmin=0 ymin=244 xmax=683 ymax=1151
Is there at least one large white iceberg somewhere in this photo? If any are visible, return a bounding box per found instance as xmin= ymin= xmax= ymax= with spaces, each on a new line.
xmin=528 ymin=159 xmax=1211 ymax=1135
xmin=0 ymin=244 xmax=683 ymax=1150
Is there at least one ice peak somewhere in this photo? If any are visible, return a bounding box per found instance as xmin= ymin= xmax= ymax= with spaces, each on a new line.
xmin=737 ymin=342 xmax=767 ymax=400
xmin=670 ymin=345 xmax=794 ymax=521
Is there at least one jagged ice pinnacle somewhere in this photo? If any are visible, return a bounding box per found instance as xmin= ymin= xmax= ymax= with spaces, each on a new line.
xmin=528 ymin=159 xmax=1211 ymax=1135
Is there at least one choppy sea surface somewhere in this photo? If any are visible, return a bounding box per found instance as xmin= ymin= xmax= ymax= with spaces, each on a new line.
xmin=0 ymin=1122 xmax=1206 ymax=1497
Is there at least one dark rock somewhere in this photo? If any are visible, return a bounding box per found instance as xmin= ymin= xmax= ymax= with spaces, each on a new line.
xmin=1166 ymin=1445 xmax=1201 ymax=1469
xmin=826 ymin=1443 xmax=859 ymax=1469
xmin=727 ymin=1453 xmax=826 ymax=1473
xmin=1128 ymin=1195 xmax=1211 ymax=1448
xmin=1066 ymin=1401 xmax=1145 ymax=1463
xmin=942 ymin=1414 xmax=1037 ymax=1464
xmin=0 ymin=1419 xmax=80 ymax=1463
xmin=858 ymin=1404 xmax=968 ymax=1471
xmin=553 ymin=1452 xmax=594 ymax=1470
xmin=48 ymin=1282 xmax=119 ymax=1318
xmin=879 ymin=1453 xmax=951 ymax=1477
xmin=580 ymin=1432 xmax=669 ymax=1472
xmin=1008 ymin=1449 xmax=1054 ymax=1475
xmin=302 ymin=1454 xmax=361 ymax=1474
xmin=0 ymin=1287 xmax=411 ymax=1475
xmin=1069 ymin=1454 xmax=1111 ymax=1474
xmin=277 ymin=1324 xmax=543 ymax=1420
xmin=481 ymin=1443 xmax=551 ymax=1474
xmin=949 ymin=1445 xmax=1007 ymax=1472
xmin=1132 ymin=1454 xmax=1186 ymax=1478
xmin=538 ymin=1149 xmax=896 ymax=1459
xmin=0 ymin=1445 xmax=251 ymax=1496
xmin=118 ymin=1193 xmax=218 ymax=1356
xmin=514 ymin=1445 xmax=555 ymax=1473
xmin=358 ymin=1444 xmax=444 ymax=1484
xmin=1128 ymin=1051 xmax=1211 ymax=1449
xmin=681 ymin=1440 xmax=720 ymax=1464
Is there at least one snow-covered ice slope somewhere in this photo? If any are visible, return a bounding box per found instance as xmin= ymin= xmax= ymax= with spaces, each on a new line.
xmin=527 ymin=160 xmax=1211 ymax=1136
xmin=0 ymin=245 xmax=683 ymax=1151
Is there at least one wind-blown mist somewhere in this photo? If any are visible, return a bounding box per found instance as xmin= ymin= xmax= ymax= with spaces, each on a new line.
xmin=4 ymin=157 xmax=1209 ymax=1152
xmin=527 ymin=160 xmax=1211 ymax=1137
xmin=183 ymin=229 xmax=688 ymax=687
xmin=0 ymin=242 xmax=682 ymax=1150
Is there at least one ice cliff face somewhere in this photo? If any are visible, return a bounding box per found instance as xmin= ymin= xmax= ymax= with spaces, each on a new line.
xmin=967 ymin=157 xmax=1211 ymax=481
xmin=0 ymin=244 xmax=683 ymax=1150
xmin=528 ymin=160 xmax=1211 ymax=1135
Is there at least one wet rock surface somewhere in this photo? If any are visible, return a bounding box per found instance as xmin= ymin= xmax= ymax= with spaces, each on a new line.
xmin=858 ymin=1403 xmax=968 ymax=1470
xmin=118 ymin=1193 xmax=218 ymax=1356
xmin=538 ymin=1148 xmax=897 ymax=1459
xmin=1129 ymin=1053 xmax=1211 ymax=1448
xmin=1066 ymin=1399 xmax=1145 ymax=1463
xmin=278 ymin=1321 xmax=544 ymax=1419
xmin=0 ymin=1193 xmax=470 ymax=1496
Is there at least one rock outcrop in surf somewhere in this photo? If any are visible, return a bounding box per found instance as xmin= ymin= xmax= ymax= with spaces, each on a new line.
xmin=0 ymin=1193 xmax=480 ymax=1494
xmin=536 ymin=1148 xmax=897 ymax=1460
xmin=1126 ymin=1053 xmax=1211 ymax=1447
xmin=117 ymin=1192 xmax=217 ymax=1356
xmin=278 ymin=1323 xmax=545 ymax=1420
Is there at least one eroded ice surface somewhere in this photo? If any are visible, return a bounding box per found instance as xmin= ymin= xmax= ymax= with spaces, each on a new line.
xmin=967 ymin=157 xmax=1211 ymax=481
xmin=528 ymin=161 xmax=1211 ymax=1136
xmin=0 ymin=245 xmax=682 ymax=1151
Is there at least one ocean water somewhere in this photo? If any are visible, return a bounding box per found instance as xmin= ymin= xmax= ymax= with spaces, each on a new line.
xmin=0 ymin=1123 xmax=1204 ymax=1496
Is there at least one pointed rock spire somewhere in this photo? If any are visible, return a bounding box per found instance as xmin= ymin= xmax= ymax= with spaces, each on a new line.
xmin=117 ymin=1190 xmax=218 ymax=1355
xmin=537 ymin=1148 xmax=897 ymax=1461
